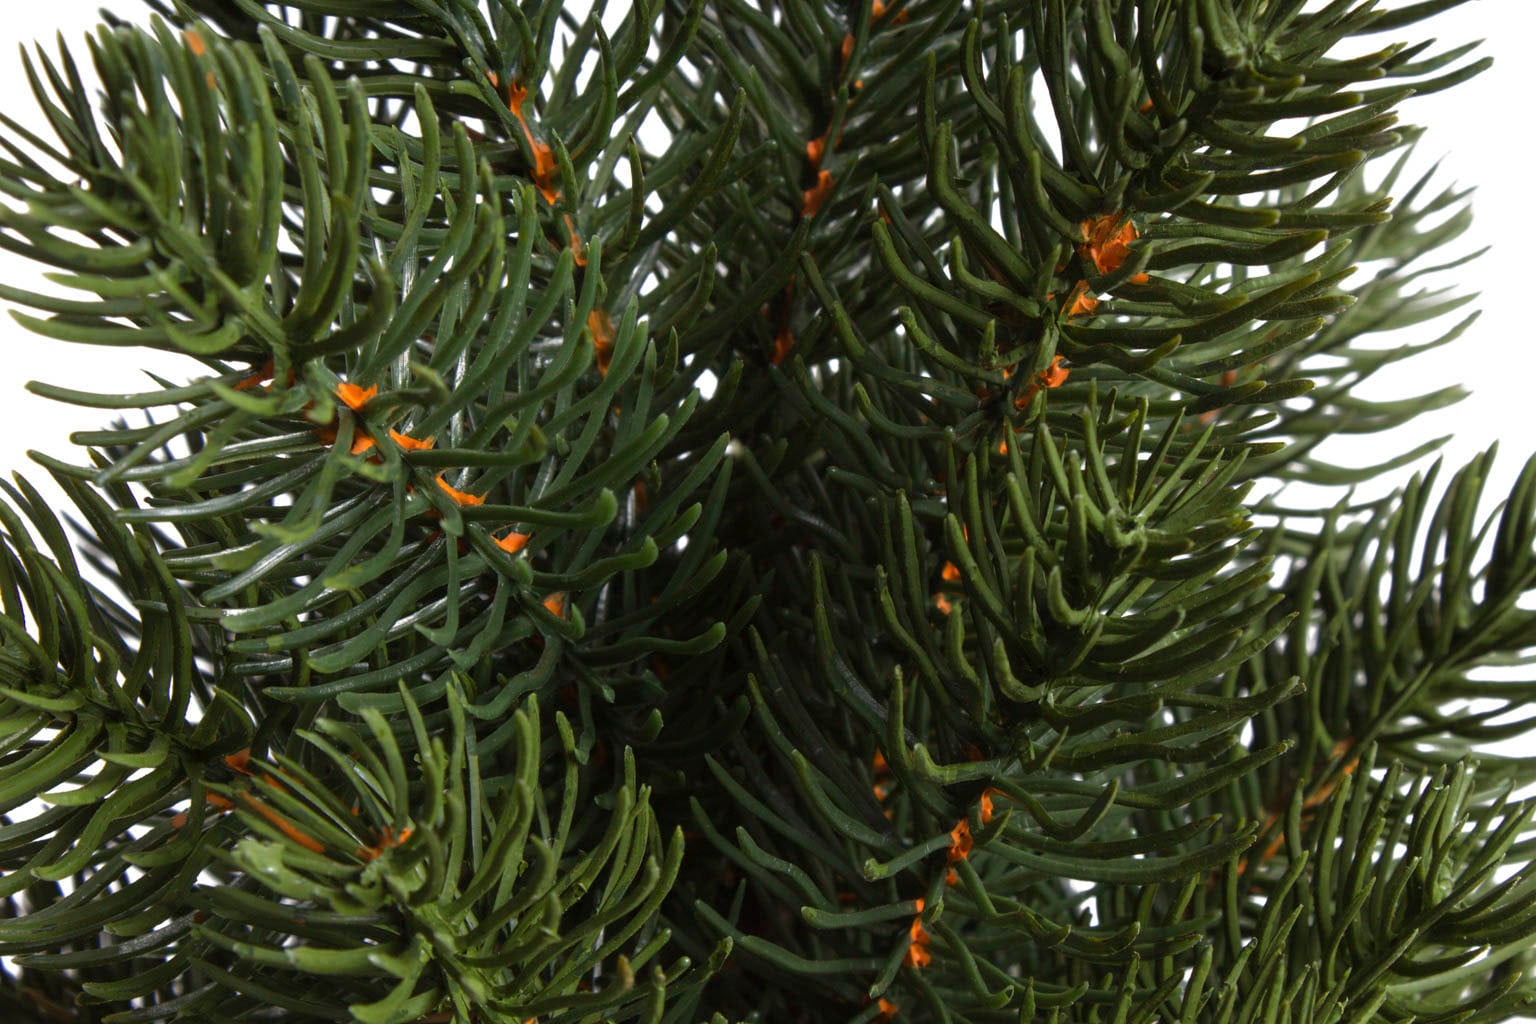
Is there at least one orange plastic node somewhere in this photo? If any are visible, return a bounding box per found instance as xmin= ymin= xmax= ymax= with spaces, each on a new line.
xmin=389 ymin=429 xmax=435 ymax=451
xmin=947 ymin=817 xmax=973 ymax=863
xmin=335 ymin=381 xmax=377 ymax=412
xmin=589 ymin=310 xmax=615 ymax=375
xmin=495 ymin=530 xmax=531 ymax=554
xmin=434 ymin=474 xmax=485 ymax=507
xmin=803 ymin=170 xmax=834 ymax=218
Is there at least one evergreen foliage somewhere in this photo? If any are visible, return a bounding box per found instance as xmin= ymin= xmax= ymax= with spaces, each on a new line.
xmin=0 ymin=1 xmax=1531 ymax=1022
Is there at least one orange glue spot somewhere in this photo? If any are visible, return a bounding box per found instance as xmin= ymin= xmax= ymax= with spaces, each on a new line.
xmin=588 ymin=310 xmax=615 ymax=375
xmin=802 ymin=170 xmax=834 ymax=217
xmin=389 ymin=429 xmax=435 ymax=451
xmin=434 ymin=474 xmax=485 ymax=507
xmin=1065 ymin=282 xmax=1099 ymax=318
xmin=335 ymin=382 xmax=377 ymax=412
xmin=563 ymin=213 xmax=587 ymax=266
xmin=495 ymin=530 xmax=531 ymax=554
xmin=947 ymin=817 xmax=973 ymax=863
xmin=234 ymin=360 xmax=274 ymax=391
xmin=239 ymin=792 xmax=325 ymax=854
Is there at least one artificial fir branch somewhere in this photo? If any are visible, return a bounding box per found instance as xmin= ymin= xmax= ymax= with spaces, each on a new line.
xmin=1 ymin=2 xmax=1533 ymax=1023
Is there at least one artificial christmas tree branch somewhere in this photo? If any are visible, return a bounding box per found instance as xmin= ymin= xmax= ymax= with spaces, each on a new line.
xmin=1 ymin=1 xmax=1532 ymax=1023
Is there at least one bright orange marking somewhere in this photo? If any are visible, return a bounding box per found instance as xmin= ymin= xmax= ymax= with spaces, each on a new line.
xmin=434 ymin=474 xmax=485 ymax=506
xmin=588 ymin=310 xmax=615 ymax=375
xmin=1139 ymin=97 xmax=1154 ymax=112
xmin=934 ymin=592 xmax=954 ymax=614
xmin=1080 ymin=212 xmax=1149 ymax=284
xmin=872 ymin=750 xmax=889 ymax=776
xmin=389 ymin=429 xmax=435 ymax=451
xmin=1014 ymin=356 xmax=1070 ymax=412
xmin=349 ymin=432 xmax=377 ymax=455
xmin=802 ymin=169 xmax=834 ymax=217
xmin=945 ymin=868 xmax=959 ymax=885
xmin=171 ymin=811 xmax=188 ymax=829
xmin=495 ymin=530 xmax=531 ymax=554
xmin=1065 ymin=282 xmax=1099 ymax=318
xmin=542 ymin=592 xmax=567 ymax=617
xmin=979 ymin=790 xmax=995 ymax=823
xmin=234 ymin=360 xmax=273 ymax=391
xmin=335 ymin=382 xmax=377 ymax=411
xmin=505 ymin=78 xmax=561 ymax=204
xmin=941 ymin=561 xmax=960 ymax=583
xmin=947 ymin=817 xmax=973 ymax=863
xmin=185 ymin=29 xmax=207 ymax=56
xmin=877 ymin=997 xmax=898 ymax=1021
xmin=906 ymin=897 xmax=932 ymax=967
xmin=806 ymin=134 xmax=826 ymax=165
xmin=563 ymin=213 xmax=586 ymax=266
xmin=224 ymin=749 xmax=252 ymax=775
xmin=239 ymin=792 xmax=325 ymax=854
xmin=206 ymin=792 xmax=235 ymax=812
xmin=530 ymin=145 xmax=560 ymax=204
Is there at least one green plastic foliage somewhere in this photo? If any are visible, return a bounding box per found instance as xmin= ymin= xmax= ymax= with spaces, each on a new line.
xmin=183 ymin=686 xmax=714 ymax=1024
xmin=646 ymin=1 xmax=1535 ymax=1021
xmin=3 ymin=17 xmax=724 ymax=711
xmin=1 ymin=1 xmax=1535 ymax=1024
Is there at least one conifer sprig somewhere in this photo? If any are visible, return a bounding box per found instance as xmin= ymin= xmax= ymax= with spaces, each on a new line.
xmin=1 ymin=2 xmax=1532 ymax=1023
